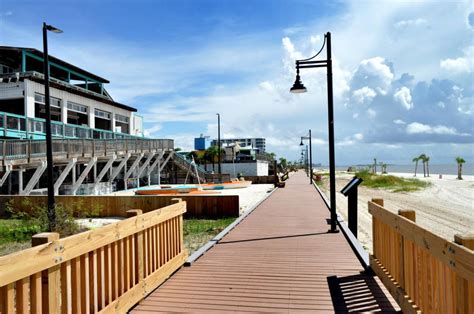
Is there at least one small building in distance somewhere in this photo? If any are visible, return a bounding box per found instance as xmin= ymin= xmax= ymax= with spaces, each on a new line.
xmin=211 ymin=137 xmax=266 ymax=153
xmin=194 ymin=134 xmax=211 ymax=151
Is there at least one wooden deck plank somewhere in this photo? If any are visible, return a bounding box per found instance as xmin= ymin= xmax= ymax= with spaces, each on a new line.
xmin=132 ymin=171 xmax=399 ymax=313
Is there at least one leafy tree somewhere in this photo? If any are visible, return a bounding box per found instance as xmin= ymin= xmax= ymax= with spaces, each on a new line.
xmin=456 ymin=156 xmax=466 ymax=180
xmin=279 ymin=157 xmax=288 ymax=169
xmin=174 ymin=147 xmax=182 ymax=152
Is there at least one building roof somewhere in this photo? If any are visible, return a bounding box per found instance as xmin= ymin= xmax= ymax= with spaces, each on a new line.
xmin=0 ymin=46 xmax=110 ymax=83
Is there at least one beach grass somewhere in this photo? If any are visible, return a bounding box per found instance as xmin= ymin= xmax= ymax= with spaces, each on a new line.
xmin=0 ymin=219 xmax=41 ymax=256
xmin=355 ymin=169 xmax=431 ymax=192
xmin=184 ymin=218 xmax=235 ymax=254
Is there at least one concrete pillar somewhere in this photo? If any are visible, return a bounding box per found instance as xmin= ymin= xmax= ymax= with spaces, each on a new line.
xmin=72 ymin=164 xmax=76 ymax=184
xmin=124 ymin=162 xmax=127 ymax=190
xmin=18 ymin=169 xmax=23 ymax=194
xmin=158 ymin=159 xmax=161 ymax=186
xmin=88 ymin=106 xmax=95 ymax=129
xmin=61 ymin=98 xmax=68 ymax=124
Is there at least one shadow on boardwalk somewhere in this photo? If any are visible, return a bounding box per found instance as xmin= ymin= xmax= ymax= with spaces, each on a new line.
xmin=133 ymin=171 xmax=399 ymax=313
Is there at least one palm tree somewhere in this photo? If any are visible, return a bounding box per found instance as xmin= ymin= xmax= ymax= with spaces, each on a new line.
xmin=418 ymin=154 xmax=427 ymax=177
xmin=205 ymin=146 xmax=218 ymax=172
xmin=456 ymin=157 xmax=466 ymax=180
xmin=425 ymin=156 xmax=430 ymax=177
xmin=412 ymin=157 xmax=419 ymax=177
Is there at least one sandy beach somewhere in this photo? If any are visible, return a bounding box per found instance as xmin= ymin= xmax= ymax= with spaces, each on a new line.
xmin=318 ymin=171 xmax=474 ymax=252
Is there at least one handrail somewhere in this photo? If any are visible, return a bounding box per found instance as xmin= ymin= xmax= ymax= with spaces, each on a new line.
xmin=0 ymin=110 xmax=145 ymax=140
xmin=0 ymin=138 xmax=174 ymax=160
xmin=0 ymin=200 xmax=188 ymax=313
xmin=174 ymin=153 xmax=209 ymax=175
xmin=368 ymin=199 xmax=474 ymax=314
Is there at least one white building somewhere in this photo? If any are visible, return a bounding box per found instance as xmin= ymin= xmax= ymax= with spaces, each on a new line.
xmin=0 ymin=46 xmax=143 ymax=140
xmin=212 ymin=137 xmax=266 ymax=153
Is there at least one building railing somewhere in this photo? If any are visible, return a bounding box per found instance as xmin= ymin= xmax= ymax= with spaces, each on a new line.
xmin=0 ymin=200 xmax=187 ymax=313
xmin=1 ymin=71 xmax=110 ymax=102
xmin=0 ymin=110 xmax=143 ymax=141
xmin=0 ymin=138 xmax=174 ymax=160
xmin=369 ymin=199 xmax=474 ymax=314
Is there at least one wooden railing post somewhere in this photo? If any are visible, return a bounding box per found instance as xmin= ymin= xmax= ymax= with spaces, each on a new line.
xmin=371 ymin=198 xmax=384 ymax=256
xmin=127 ymin=209 xmax=144 ymax=283
xmin=397 ymin=210 xmax=416 ymax=290
xmin=454 ymin=234 xmax=474 ymax=314
xmin=31 ymin=232 xmax=60 ymax=314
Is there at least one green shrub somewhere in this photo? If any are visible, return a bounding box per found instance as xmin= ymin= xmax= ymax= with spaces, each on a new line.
xmin=355 ymin=169 xmax=430 ymax=192
xmin=6 ymin=199 xmax=79 ymax=237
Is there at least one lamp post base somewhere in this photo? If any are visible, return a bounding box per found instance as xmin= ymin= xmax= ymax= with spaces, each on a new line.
xmin=328 ymin=228 xmax=340 ymax=233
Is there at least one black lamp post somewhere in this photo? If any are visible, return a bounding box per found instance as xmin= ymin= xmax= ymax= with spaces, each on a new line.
xmin=300 ymin=129 xmax=313 ymax=184
xmin=43 ymin=22 xmax=63 ymax=232
xmin=216 ymin=113 xmax=221 ymax=177
xmin=290 ymin=32 xmax=338 ymax=233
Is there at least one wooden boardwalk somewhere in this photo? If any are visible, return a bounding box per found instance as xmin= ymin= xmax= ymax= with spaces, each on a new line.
xmin=132 ymin=172 xmax=399 ymax=313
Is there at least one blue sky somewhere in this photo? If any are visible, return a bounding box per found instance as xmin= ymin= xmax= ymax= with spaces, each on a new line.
xmin=1 ymin=0 xmax=473 ymax=165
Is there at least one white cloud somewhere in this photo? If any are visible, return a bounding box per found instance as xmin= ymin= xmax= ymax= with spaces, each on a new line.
xmin=406 ymin=122 xmax=469 ymax=136
xmin=354 ymin=133 xmax=364 ymax=140
xmin=440 ymin=45 xmax=474 ymax=74
xmin=393 ymin=86 xmax=414 ymax=110
xmin=352 ymin=87 xmax=376 ymax=104
xmin=353 ymin=57 xmax=394 ymax=95
xmin=393 ymin=18 xmax=427 ymax=29
xmin=393 ymin=119 xmax=406 ymax=125
xmin=259 ymin=81 xmax=274 ymax=92
xmin=440 ymin=57 xmax=471 ymax=73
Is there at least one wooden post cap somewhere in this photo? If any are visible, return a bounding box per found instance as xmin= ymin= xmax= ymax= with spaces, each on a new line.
xmin=398 ymin=209 xmax=416 ymax=222
xmin=32 ymin=232 xmax=60 ymax=247
xmin=126 ymin=209 xmax=143 ymax=217
xmin=454 ymin=234 xmax=474 ymax=250
xmin=371 ymin=198 xmax=384 ymax=206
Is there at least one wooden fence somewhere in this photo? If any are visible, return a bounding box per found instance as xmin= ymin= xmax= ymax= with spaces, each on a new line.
xmin=369 ymin=199 xmax=474 ymax=313
xmin=0 ymin=195 xmax=240 ymax=219
xmin=0 ymin=199 xmax=187 ymax=313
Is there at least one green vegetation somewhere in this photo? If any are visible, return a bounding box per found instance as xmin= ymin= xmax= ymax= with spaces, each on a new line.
xmin=184 ymin=218 xmax=235 ymax=254
xmin=456 ymin=156 xmax=466 ymax=180
xmin=355 ymin=169 xmax=431 ymax=192
xmin=0 ymin=198 xmax=103 ymax=256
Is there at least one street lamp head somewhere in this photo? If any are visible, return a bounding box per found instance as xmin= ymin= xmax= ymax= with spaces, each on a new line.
xmin=45 ymin=23 xmax=63 ymax=33
xmin=299 ymin=139 xmax=304 ymax=146
xmin=290 ymin=74 xmax=307 ymax=93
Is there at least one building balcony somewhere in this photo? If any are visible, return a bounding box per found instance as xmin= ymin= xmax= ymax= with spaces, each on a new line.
xmin=0 ymin=111 xmax=144 ymax=140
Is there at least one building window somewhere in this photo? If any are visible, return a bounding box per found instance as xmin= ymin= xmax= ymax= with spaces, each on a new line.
xmin=95 ymin=109 xmax=111 ymax=120
xmin=115 ymin=114 xmax=129 ymax=134
xmin=34 ymin=93 xmax=61 ymax=121
xmin=66 ymin=101 xmax=88 ymax=126
xmin=67 ymin=101 xmax=88 ymax=113
xmin=34 ymin=93 xmax=61 ymax=108
xmin=94 ymin=109 xmax=112 ymax=131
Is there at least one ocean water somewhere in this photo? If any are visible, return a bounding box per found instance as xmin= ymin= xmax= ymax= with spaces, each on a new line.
xmin=315 ymin=164 xmax=474 ymax=176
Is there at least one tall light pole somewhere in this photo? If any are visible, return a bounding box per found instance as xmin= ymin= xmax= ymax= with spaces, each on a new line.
xmin=216 ymin=113 xmax=221 ymax=177
xmin=290 ymin=32 xmax=338 ymax=233
xmin=300 ymin=129 xmax=313 ymax=184
xmin=43 ymin=22 xmax=63 ymax=232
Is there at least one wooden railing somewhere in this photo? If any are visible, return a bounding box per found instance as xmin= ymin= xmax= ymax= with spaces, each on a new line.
xmin=369 ymin=199 xmax=474 ymax=314
xmin=0 ymin=138 xmax=174 ymax=161
xmin=0 ymin=199 xmax=187 ymax=313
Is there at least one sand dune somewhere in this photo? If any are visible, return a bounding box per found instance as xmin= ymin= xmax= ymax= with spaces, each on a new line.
xmin=318 ymin=172 xmax=474 ymax=253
